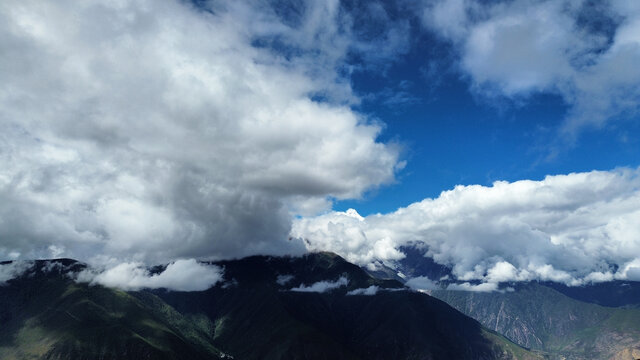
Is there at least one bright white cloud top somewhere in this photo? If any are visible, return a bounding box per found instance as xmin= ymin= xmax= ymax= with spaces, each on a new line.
xmin=0 ymin=0 xmax=399 ymax=264
xmin=294 ymin=168 xmax=640 ymax=287
xmin=78 ymin=259 xmax=223 ymax=292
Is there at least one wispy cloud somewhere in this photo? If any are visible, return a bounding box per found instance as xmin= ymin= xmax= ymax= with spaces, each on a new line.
xmin=290 ymin=276 xmax=348 ymax=293
xmin=347 ymin=285 xmax=379 ymax=295
xmin=0 ymin=261 xmax=33 ymax=285
xmin=422 ymin=0 xmax=640 ymax=134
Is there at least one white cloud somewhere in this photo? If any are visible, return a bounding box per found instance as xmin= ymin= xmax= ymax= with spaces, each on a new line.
xmin=79 ymin=259 xmax=222 ymax=291
xmin=294 ymin=208 xmax=405 ymax=266
xmin=447 ymin=282 xmax=498 ymax=292
xmin=405 ymin=276 xmax=439 ymax=291
xmin=290 ymin=276 xmax=348 ymax=293
xmin=423 ymin=0 xmax=640 ymax=132
xmin=294 ymin=168 xmax=640 ymax=287
xmin=0 ymin=261 xmax=33 ymax=285
xmin=276 ymin=274 xmax=295 ymax=286
xmin=617 ymin=258 xmax=640 ymax=281
xmin=347 ymin=285 xmax=379 ymax=296
xmin=0 ymin=0 xmax=401 ymax=265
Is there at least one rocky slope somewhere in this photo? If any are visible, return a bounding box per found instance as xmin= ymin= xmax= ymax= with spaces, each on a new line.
xmin=431 ymin=283 xmax=640 ymax=360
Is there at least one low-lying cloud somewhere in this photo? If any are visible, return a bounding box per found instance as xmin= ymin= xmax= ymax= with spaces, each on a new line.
xmin=294 ymin=168 xmax=640 ymax=288
xmin=276 ymin=274 xmax=295 ymax=286
xmin=346 ymin=285 xmax=379 ymax=296
xmin=77 ymin=259 xmax=222 ymax=292
xmin=0 ymin=261 xmax=33 ymax=285
xmin=405 ymin=276 xmax=439 ymax=292
xmin=290 ymin=276 xmax=349 ymax=293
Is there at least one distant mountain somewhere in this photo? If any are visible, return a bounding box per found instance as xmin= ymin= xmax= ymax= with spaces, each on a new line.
xmin=376 ymin=244 xmax=640 ymax=360
xmin=154 ymin=252 xmax=541 ymax=360
xmin=364 ymin=245 xmax=452 ymax=282
xmin=0 ymin=254 xmax=541 ymax=360
xmin=430 ymin=283 xmax=640 ymax=360
xmin=543 ymin=281 xmax=640 ymax=308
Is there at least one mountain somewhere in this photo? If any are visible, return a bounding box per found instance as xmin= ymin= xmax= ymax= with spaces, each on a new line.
xmin=376 ymin=244 xmax=640 ymax=359
xmin=0 ymin=254 xmax=541 ymax=360
xmin=365 ymin=245 xmax=452 ymax=282
xmin=0 ymin=259 xmax=225 ymax=360
xmin=430 ymin=283 xmax=640 ymax=360
xmin=154 ymin=252 xmax=542 ymax=360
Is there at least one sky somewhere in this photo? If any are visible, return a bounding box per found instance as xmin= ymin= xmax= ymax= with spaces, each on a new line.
xmin=1 ymin=0 xmax=639 ymax=291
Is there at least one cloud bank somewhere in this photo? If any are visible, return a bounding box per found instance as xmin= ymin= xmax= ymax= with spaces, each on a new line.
xmin=0 ymin=0 xmax=401 ymax=264
xmin=294 ymin=168 xmax=640 ymax=288
xmin=423 ymin=0 xmax=640 ymax=132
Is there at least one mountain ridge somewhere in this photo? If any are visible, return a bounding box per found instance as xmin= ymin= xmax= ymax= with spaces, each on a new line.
xmin=0 ymin=253 xmax=541 ymax=360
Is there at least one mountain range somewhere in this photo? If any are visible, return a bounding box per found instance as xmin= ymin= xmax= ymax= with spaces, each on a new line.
xmin=3 ymin=250 xmax=640 ymax=360
xmin=380 ymin=245 xmax=640 ymax=360
xmin=0 ymin=254 xmax=541 ymax=360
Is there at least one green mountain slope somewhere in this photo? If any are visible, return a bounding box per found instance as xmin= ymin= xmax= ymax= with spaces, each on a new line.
xmin=0 ymin=260 xmax=224 ymax=360
xmin=430 ymin=283 xmax=640 ymax=360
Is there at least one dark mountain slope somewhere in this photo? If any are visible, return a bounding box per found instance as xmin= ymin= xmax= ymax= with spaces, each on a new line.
xmin=154 ymin=252 xmax=542 ymax=360
xmin=0 ymin=255 xmax=541 ymax=360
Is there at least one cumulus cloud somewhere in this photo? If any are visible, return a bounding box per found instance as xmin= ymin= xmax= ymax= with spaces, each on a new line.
xmin=290 ymin=276 xmax=348 ymax=293
xmin=77 ymin=259 xmax=222 ymax=291
xmin=293 ymin=168 xmax=640 ymax=288
xmin=0 ymin=0 xmax=401 ymax=265
xmin=347 ymin=285 xmax=379 ymax=296
xmin=422 ymin=0 xmax=640 ymax=132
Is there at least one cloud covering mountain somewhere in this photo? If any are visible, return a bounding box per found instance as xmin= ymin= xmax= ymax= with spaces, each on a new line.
xmin=294 ymin=168 xmax=640 ymax=288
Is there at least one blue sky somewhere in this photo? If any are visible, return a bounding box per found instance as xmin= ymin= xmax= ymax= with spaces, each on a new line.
xmin=341 ymin=66 xmax=640 ymax=214
xmin=314 ymin=1 xmax=640 ymax=215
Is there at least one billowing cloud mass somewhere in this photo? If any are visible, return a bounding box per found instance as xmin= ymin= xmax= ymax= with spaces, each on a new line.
xmin=78 ymin=259 xmax=222 ymax=291
xmin=294 ymin=168 xmax=640 ymax=288
xmin=0 ymin=0 xmax=401 ymax=264
xmin=290 ymin=276 xmax=349 ymax=293
xmin=423 ymin=0 xmax=640 ymax=132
